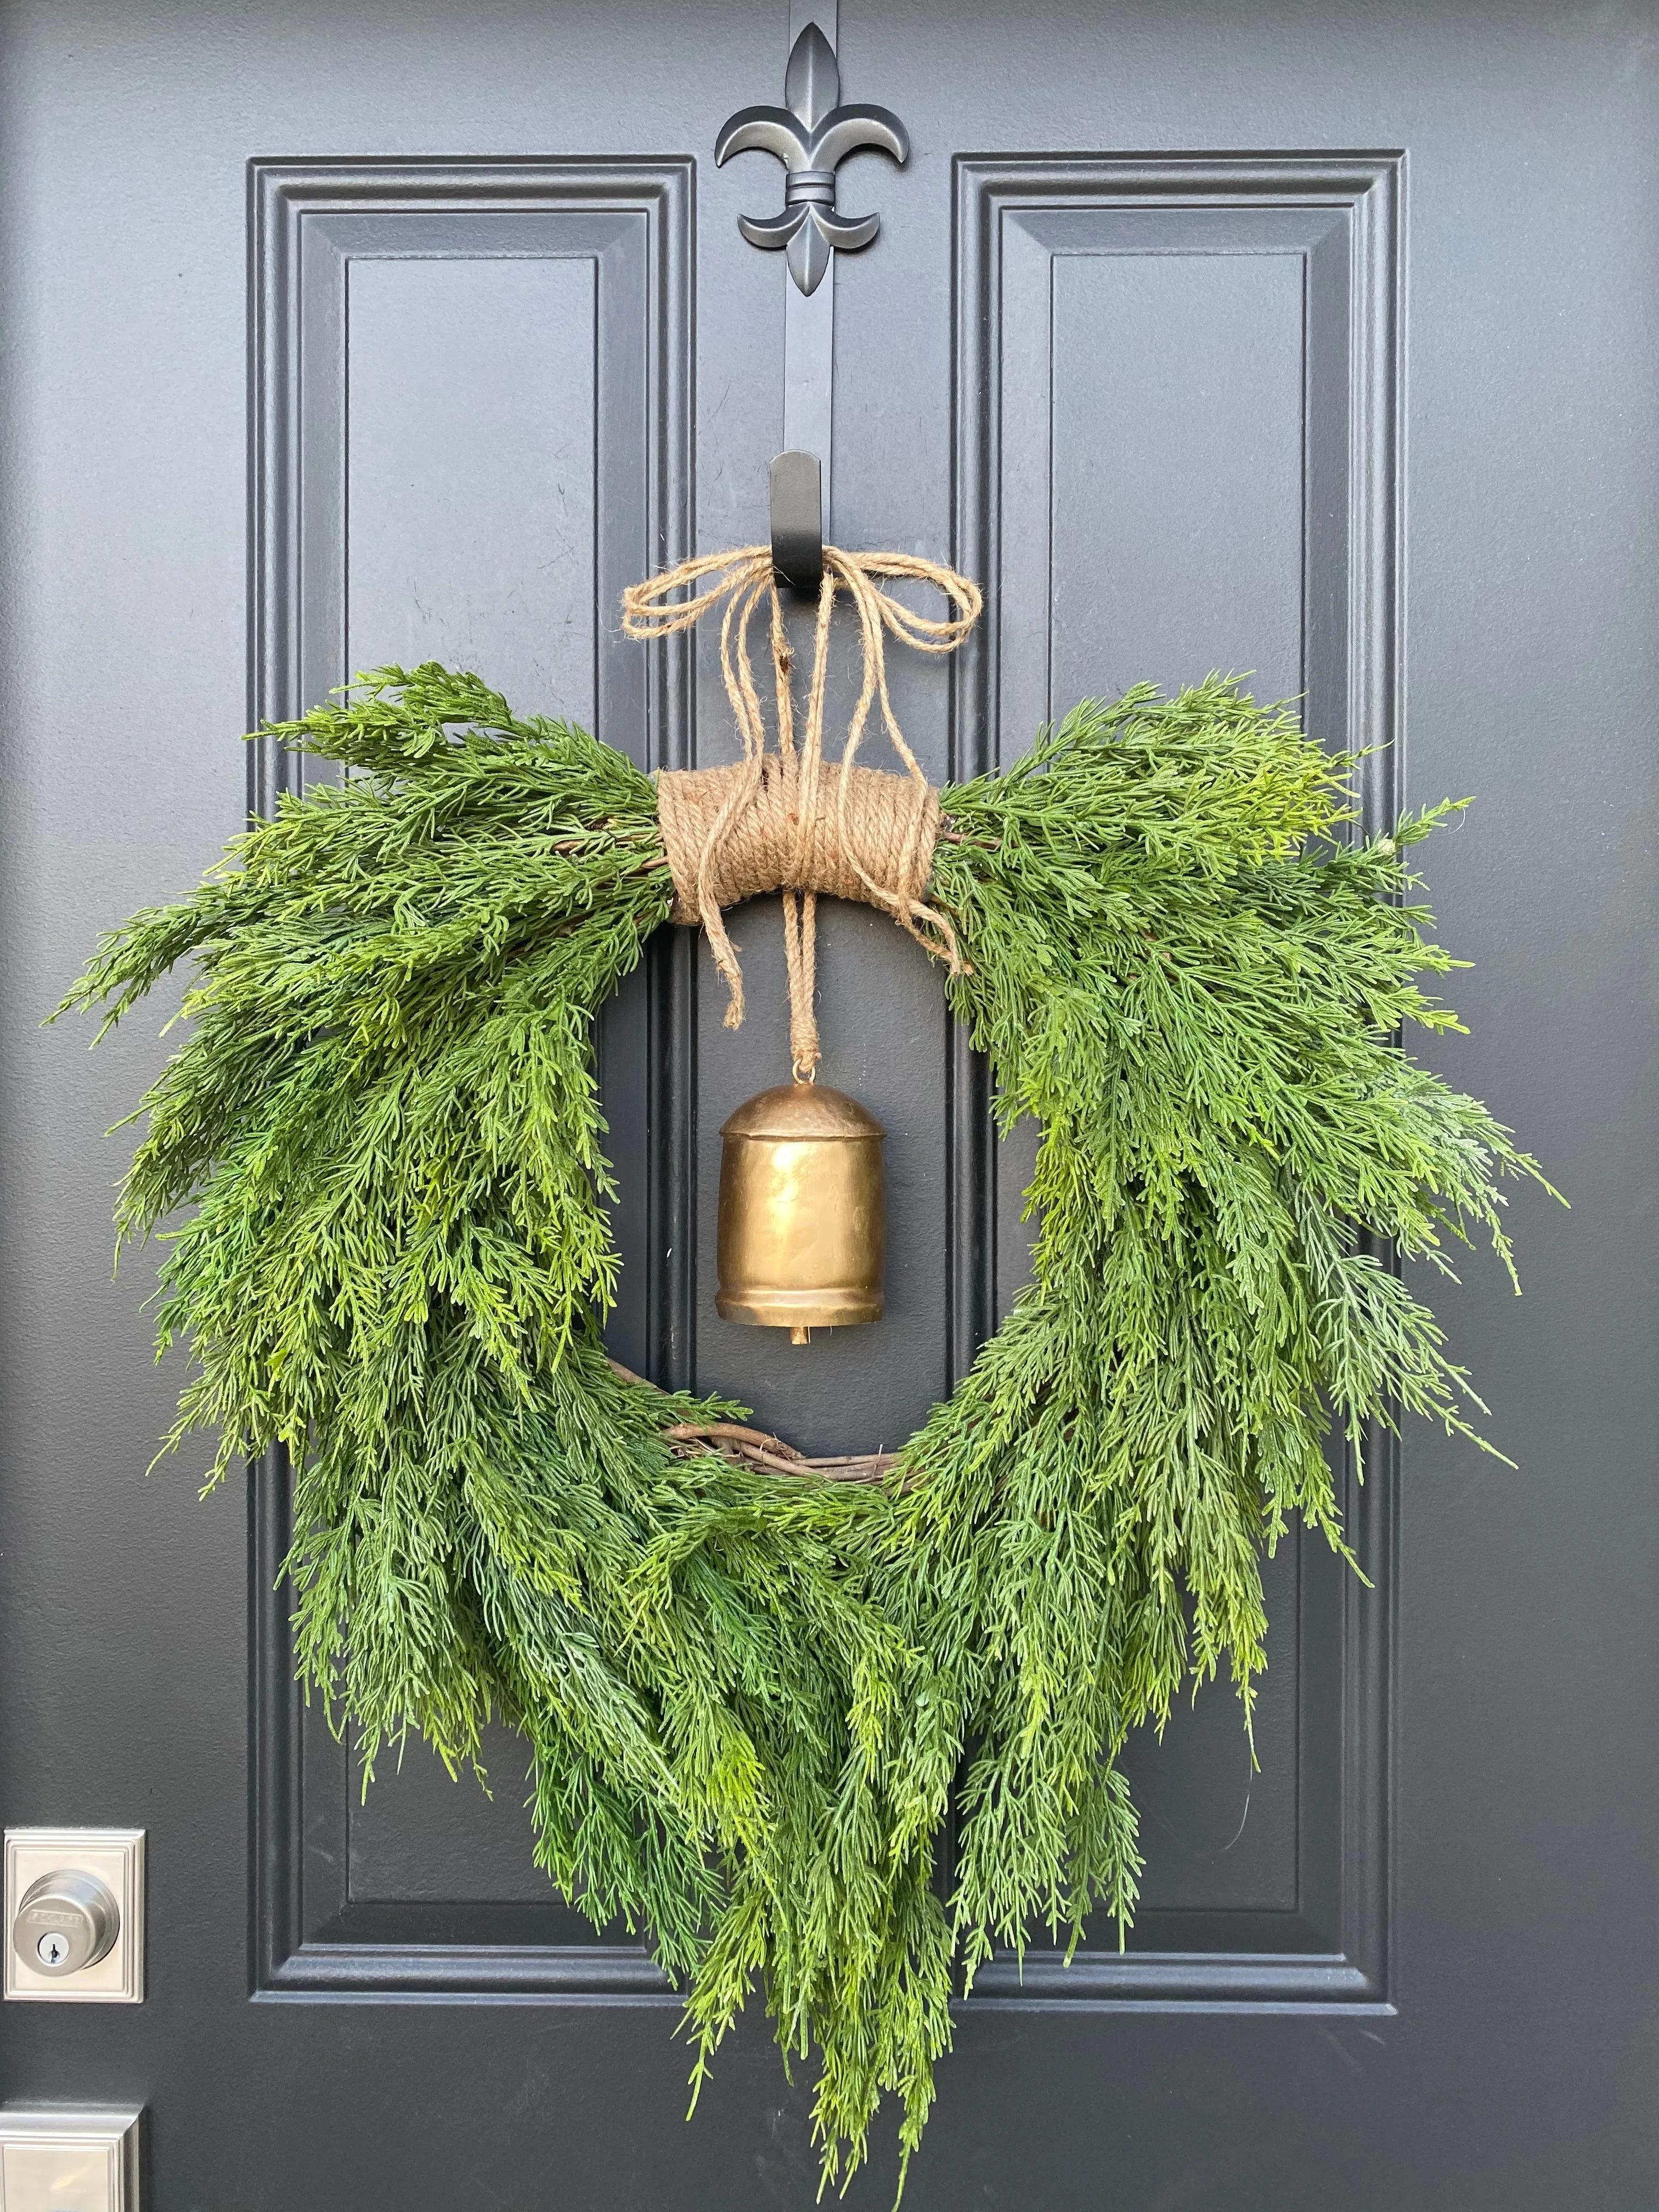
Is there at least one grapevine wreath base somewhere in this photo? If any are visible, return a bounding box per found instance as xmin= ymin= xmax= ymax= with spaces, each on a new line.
xmin=60 ymin=549 xmax=1552 ymax=2190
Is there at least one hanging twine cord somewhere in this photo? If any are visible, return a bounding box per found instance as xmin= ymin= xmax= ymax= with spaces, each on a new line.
xmin=622 ymin=545 xmax=981 ymax=1078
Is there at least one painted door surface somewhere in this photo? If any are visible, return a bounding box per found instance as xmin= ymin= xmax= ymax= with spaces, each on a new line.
xmin=1 ymin=3 xmax=1650 ymax=2205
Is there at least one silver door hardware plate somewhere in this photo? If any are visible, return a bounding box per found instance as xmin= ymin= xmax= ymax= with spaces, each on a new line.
xmin=0 ymin=2107 xmax=142 ymax=2212
xmin=3 ymin=1832 xmax=144 ymax=2004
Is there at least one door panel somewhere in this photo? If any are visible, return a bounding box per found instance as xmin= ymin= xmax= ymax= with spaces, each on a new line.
xmin=961 ymin=154 xmax=1398 ymax=1995
xmin=1 ymin=5 xmax=1651 ymax=2207
xmin=345 ymin=253 xmax=601 ymax=721
xmin=249 ymin=159 xmax=693 ymax=1999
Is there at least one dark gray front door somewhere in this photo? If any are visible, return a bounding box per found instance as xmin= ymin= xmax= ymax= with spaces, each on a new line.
xmin=1 ymin=4 xmax=1648 ymax=2205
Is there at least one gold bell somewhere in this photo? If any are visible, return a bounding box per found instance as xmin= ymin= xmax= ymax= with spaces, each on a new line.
xmin=716 ymin=1084 xmax=885 ymax=1344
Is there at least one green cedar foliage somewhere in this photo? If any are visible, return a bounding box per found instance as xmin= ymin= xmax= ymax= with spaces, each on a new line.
xmin=59 ymin=664 xmax=1553 ymax=2192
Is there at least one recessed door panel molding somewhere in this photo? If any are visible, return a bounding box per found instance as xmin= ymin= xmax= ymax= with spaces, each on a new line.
xmin=949 ymin=154 xmax=1402 ymax=2008
xmin=247 ymin=158 xmax=693 ymax=2000
xmin=249 ymin=157 xmax=696 ymax=798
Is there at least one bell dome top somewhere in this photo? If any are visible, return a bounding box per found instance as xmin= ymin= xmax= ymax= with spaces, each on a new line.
xmin=720 ymin=1082 xmax=885 ymax=1141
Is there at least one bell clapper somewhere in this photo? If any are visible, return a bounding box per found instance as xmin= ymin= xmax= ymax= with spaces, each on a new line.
xmin=791 ymin=1325 xmax=810 ymax=1346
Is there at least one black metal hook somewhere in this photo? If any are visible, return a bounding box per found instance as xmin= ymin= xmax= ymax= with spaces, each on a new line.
xmin=770 ymin=450 xmax=823 ymax=595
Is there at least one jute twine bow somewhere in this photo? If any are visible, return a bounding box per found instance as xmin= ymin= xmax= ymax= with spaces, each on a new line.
xmin=622 ymin=546 xmax=981 ymax=1078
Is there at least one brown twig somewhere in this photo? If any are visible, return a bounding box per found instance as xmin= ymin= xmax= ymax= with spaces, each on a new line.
xmin=799 ymin=1453 xmax=900 ymax=1483
xmin=663 ymin=1420 xmax=804 ymax=1462
xmin=607 ymin=1355 xmax=904 ymax=1487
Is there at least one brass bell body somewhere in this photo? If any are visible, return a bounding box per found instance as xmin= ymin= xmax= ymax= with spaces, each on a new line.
xmin=716 ymin=1084 xmax=885 ymax=1340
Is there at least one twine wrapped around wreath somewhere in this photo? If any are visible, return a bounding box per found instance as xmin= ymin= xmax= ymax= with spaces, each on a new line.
xmin=622 ymin=545 xmax=981 ymax=1077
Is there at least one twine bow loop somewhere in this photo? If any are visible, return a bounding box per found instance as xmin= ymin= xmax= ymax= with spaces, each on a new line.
xmin=622 ymin=545 xmax=980 ymax=1077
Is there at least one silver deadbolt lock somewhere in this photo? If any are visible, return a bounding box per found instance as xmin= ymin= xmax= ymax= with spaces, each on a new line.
xmin=11 ymin=1868 xmax=121 ymax=1977
xmin=4 ymin=1829 xmax=144 ymax=2001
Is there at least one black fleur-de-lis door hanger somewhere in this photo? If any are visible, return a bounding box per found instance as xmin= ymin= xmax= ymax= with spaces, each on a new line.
xmin=716 ymin=22 xmax=910 ymax=296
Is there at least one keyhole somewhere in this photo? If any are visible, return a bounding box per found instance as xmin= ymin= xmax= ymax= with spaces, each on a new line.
xmin=36 ymin=1931 xmax=70 ymax=1967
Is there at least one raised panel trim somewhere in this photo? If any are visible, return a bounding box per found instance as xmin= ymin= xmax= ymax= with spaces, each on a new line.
xmin=247 ymin=156 xmax=695 ymax=2000
xmin=948 ymin=149 xmax=1402 ymax=805
xmin=969 ymin=1954 xmax=1390 ymax=2008
xmin=249 ymin=156 xmax=695 ymax=802
xmin=258 ymin=1943 xmax=674 ymax=2003
xmin=948 ymin=152 xmax=1403 ymax=2007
